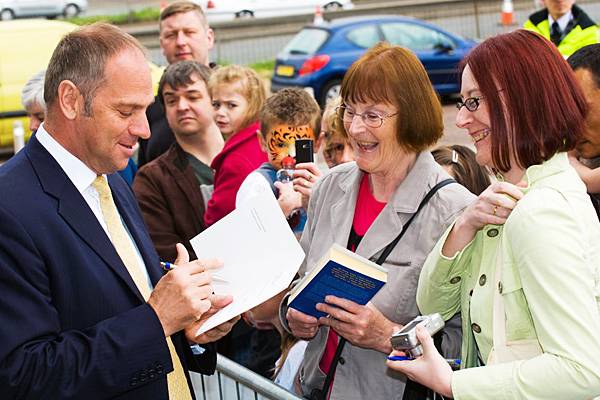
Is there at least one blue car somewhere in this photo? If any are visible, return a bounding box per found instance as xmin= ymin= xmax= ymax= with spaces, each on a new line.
xmin=271 ymin=15 xmax=476 ymax=107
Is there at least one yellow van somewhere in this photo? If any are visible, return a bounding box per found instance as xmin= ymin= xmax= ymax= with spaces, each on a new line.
xmin=0 ymin=19 xmax=163 ymax=149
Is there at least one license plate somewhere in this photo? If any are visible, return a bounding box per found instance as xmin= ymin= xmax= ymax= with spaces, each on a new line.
xmin=276 ymin=65 xmax=294 ymax=77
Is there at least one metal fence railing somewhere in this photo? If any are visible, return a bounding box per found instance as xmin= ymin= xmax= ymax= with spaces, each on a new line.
xmin=190 ymin=354 xmax=304 ymax=400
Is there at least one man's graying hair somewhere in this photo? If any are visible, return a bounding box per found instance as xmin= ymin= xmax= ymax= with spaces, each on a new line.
xmin=44 ymin=22 xmax=145 ymax=115
xmin=158 ymin=61 xmax=213 ymax=106
xmin=22 ymin=70 xmax=46 ymax=111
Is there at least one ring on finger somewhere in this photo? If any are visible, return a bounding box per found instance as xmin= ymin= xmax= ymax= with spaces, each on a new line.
xmin=492 ymin=205 xmax=498 ymax=216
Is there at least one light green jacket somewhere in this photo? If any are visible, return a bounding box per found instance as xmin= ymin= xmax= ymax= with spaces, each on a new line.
xmin=418 ymin=153 xmax=600 ymax=400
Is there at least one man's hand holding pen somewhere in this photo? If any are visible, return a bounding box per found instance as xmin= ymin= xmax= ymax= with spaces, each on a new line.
xmin=148 ymin=243 xmax=234 ymax=339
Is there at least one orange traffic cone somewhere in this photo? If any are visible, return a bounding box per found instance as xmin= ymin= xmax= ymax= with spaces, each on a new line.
xmin=501 ymin=0 xmax=514 ymax=26
xmin=313 ymin=5 xmax=324 ymax=25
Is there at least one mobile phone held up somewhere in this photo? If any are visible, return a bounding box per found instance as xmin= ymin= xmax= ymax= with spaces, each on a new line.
xmin=294 ymin=139 xmax=314 ymax=163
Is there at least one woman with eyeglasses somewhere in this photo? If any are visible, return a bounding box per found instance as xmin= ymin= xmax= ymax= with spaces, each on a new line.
xmin=388 ymin=30 xmax=600 ymax=399
xmin=280 ymin=42 xmax=474 ymax=399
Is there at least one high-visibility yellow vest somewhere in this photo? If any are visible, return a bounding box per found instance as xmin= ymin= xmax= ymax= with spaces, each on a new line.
xmin=524 ymin=4 xmax=598 ymax=58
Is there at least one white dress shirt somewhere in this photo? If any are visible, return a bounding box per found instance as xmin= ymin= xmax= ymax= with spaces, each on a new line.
xmin=36 ymin=124 xmax=153 ymax=291
xmin=549 ymin=10 xmax=573 ymax=33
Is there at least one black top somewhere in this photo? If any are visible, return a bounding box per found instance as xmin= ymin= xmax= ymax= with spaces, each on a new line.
xmin=139 ymin=99 xmax=176 ymax=167
xmin=186 ymin=153 xmax=214 ymax=186
xmin=589 ymin=192 xmax=600 ymax=221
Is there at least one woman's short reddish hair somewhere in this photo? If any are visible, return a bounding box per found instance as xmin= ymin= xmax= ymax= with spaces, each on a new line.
xmin=340 ymin=42 xmax=443 ymax=152
xmin=464 ymin=29 xmax=587 ymax=171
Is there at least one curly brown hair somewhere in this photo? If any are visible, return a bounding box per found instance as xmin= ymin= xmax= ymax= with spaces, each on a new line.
xmin=259 ymin=88 xmax=321 ymax=138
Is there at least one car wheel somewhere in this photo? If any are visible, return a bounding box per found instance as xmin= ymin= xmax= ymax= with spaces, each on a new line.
xmin=63 ymin=3 xmax=80 ymax=17
xmin=0 ymin=8 xmax=15 ymax=20
xmin=320 ymin=79 xmax=341 ymax=108
xmin=323 ymin=2 xmax=342 ymax=11
xmin=235 ymin=10 xmax=254 ymax=18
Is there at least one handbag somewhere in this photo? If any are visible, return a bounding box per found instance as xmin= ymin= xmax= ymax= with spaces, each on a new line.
xmin=486 ymin=232 xmax=542 ymax=365
xmin=309 ymin=179 xmax=456 ymax=400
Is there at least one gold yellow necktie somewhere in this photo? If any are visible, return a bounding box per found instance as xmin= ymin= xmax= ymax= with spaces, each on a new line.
xmin=92 ymin=176 xmax=191 ymax=400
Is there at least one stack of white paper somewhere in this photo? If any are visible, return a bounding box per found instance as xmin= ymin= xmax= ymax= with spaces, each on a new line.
xmin=191 ymin=192 xmax=305 ymax=335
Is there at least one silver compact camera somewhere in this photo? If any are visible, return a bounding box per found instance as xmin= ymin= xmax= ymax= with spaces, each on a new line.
xmin=390 ymin=313 xmax=445 ymax=359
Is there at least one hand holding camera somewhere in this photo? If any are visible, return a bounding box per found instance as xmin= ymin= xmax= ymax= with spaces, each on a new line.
xmin=386 ymin=313 xmax=454 ymax=398
xmin=390 ymin=313 xmax=445 ymax=358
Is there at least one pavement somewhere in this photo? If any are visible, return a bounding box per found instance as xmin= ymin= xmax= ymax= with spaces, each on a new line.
xmin=440 ymin=102 xmax=472 ymax=149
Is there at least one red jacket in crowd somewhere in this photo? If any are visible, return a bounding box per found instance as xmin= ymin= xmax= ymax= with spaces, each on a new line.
xmin=204 ymin=121 xmax=267 ymax=227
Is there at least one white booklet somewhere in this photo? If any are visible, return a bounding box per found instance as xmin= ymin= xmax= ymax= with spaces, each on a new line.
xmin=190 ymin=192 xmax=305 ymax=335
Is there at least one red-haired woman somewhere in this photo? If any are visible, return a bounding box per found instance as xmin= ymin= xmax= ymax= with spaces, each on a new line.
xmin=388 ymin=30 xmax=600 ymax=399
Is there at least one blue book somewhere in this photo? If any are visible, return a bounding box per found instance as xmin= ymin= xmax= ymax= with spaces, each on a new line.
xmin=288 ymin=244 xmax=388 ymax=318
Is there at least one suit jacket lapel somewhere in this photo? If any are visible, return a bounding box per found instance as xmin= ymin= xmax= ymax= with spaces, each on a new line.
xmin=328 ymin=164 xmax=404 ymax=260
xmin=26 ymin=136 xmax=145 ymax=301
xmin=329 ymin=166 xmax=361 ymax=247
xmin=110 ymin=175 xmax=163 ymax=286
xmin=355 ymin=205 xmax=403 ymax=261
xmin=356 ymin=152 xmax=437 ymax=261
xmin=169 ymin=145 xmax=205 ymax=224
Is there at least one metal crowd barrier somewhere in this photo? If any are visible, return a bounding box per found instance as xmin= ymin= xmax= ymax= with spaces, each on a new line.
xmin=190 ymin=354 xmax=304 ymax=400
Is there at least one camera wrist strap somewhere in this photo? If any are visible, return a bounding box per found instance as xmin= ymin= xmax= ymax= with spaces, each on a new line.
xmin=313 ymin=178 xmax=455 ymax=400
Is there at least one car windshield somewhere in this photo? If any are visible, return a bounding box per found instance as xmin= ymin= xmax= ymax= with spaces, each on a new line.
xmin=281 ymin=28 xmax=329 ymax=55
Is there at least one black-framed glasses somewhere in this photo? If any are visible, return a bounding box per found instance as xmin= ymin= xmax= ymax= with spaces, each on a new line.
xmin=335 ymin=105 xmax=398 ymax=128
xmin=456 ymin=96 xmax=484 ymax=112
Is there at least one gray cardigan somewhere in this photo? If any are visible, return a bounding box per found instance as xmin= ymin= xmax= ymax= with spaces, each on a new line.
xmin=289 ymin=152 xmax=475 ymax=399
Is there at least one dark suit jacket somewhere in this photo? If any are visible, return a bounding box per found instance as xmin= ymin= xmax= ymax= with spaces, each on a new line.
xmin=0 ymin=136 xmax=215 ymax=399
xmin=139 ymin=100 xmax=176 ymax=168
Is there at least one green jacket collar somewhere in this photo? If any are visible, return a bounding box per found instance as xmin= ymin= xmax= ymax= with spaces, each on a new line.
xmin=496 ymin=152 xmax=569 ymax=193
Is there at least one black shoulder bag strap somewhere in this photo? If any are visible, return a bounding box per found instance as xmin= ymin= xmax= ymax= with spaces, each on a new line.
xmin=309 ymin=178 xmax=455 ymax=400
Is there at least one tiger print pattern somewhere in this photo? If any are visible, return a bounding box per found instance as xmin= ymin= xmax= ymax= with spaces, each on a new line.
xmin=267 ymin=124 xmax=315 ymax=167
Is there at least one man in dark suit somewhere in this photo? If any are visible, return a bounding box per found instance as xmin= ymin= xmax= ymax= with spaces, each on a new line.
xmin=139 ymin=1 xmax=216 ymax=167
xmin=0 ymin=23 xmax=236 ymax=399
